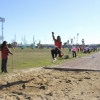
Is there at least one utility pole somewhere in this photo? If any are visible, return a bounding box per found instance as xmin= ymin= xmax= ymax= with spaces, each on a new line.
xmin=33 ymin=35 xmax=35 ymax=49
xmin=0 ymin=17 xmax=5 ymax=42
xmin=76 ymin=33 xmax=79 ymax=44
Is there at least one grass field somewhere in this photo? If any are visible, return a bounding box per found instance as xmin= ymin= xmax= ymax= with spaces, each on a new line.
xmin=0 ymin=48 xmax=96 ymax=73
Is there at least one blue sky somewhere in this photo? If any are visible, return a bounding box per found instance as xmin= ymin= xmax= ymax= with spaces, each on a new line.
xmin=0 ymin=0 xmax=100 ymax=45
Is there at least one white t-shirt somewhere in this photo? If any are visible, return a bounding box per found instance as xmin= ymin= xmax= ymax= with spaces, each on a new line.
xmin=72 ymin=46 xmax=75 ymax=51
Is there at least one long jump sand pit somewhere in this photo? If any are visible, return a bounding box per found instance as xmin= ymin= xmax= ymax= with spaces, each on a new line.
xmin=0 ymin=67 xmax=100 ymax=100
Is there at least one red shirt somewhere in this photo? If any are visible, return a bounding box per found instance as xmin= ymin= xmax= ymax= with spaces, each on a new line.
xmin=55 ymin=40 xmax=62 ymax=50
xmin=1 ymin=46 xmax=11 ymax=59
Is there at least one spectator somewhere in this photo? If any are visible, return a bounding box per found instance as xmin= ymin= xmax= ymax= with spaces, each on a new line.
xmin=1 ymin=41 xmax=13 ymax=73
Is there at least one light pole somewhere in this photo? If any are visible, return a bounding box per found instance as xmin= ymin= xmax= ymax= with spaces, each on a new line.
xmin=82 ymin=39 xmax=85 ymax=45
xmin=0 ymin=17 xmax=5 ymax=42
xmin=71 ymin=39 xmax=73 ymax=45
xmin=73 ymin=37 xmax=75 ymax=44
xmin=76 ymin=33 xmax=79 ymax=44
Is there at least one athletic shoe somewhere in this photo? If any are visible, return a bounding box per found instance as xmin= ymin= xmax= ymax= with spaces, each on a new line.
xmin=54 ymin=58 xmax=56 ymax=60
xmin=52 ymin=58 xmax=56 ymax=63
xmin=4 ymin=71 xmax=8 ymax=73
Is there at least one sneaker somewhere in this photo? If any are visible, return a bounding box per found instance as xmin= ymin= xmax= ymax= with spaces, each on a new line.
xmin=54 ymin=58 xmax=56 ymax=60
xmin=52 ymin=58 xmax=56 ymax=63
xmin=4 ymin=71 xmax=8 ymax=73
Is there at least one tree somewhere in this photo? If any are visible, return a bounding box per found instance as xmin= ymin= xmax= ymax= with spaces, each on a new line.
xmin=11 ymin=41 xmax=17 ymax=47
xmin=63 ymin=42 xmax=67 ymax=46
xmin=8 ymin=43 xmax=12 ymax=48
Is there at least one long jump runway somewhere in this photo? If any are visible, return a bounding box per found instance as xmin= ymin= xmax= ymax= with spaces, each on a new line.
xmin=53 ymin=51 xmax=100 ymax=71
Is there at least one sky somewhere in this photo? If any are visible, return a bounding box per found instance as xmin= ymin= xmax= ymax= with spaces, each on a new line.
xmin=0 ymin=0 xmax=100 ymax=45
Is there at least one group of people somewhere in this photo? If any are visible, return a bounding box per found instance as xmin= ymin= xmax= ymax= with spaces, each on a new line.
xmin=0 ymin=32 xmax=76 ymax=73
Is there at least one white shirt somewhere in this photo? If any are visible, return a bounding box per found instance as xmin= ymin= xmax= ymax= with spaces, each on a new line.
xmin=72 ymin=46 xmax=75 ymax=51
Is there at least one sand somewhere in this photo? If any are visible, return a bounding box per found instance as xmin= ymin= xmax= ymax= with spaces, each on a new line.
xmin=0 ymin=67 xmax=100 ymax=100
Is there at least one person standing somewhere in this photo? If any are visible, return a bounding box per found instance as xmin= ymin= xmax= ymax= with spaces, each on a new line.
xmin=51 ymin=32 xmax=63 ymax=62
xmin=1 ymin=41 xmax=13 ymax=73
xmin=72 ymin=45 xmax=76 ymax=58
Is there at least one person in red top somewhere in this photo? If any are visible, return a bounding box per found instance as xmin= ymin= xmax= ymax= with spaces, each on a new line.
xmin=1 ymin=41 xmax=13 ymax=73
xmin=51 ymin=32 xmax=62 ymax=62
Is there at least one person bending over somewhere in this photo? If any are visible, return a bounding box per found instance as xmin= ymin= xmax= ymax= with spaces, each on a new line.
xmin=51 ymin=32 xmax=62 ymax=62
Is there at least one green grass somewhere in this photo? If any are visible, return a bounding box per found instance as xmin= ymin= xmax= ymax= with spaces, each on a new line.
xmin=0 ymin=48 xmax=98 ymax=73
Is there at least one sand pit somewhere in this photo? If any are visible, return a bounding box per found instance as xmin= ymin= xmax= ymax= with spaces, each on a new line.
xmin=0 ymin=67 xmax=100 ymax=100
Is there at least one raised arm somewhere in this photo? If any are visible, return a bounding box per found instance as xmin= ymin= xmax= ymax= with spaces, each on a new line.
xmin=52 ymin=32 xmax=56 ymax=41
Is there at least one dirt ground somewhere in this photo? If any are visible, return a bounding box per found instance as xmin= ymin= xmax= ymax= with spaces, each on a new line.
xmin=0 ymin=67 xmax=100 ymax=100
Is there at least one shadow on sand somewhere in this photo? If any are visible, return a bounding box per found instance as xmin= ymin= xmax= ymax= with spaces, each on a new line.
xmin=43 ymin=67 xmax=100 ymax=72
